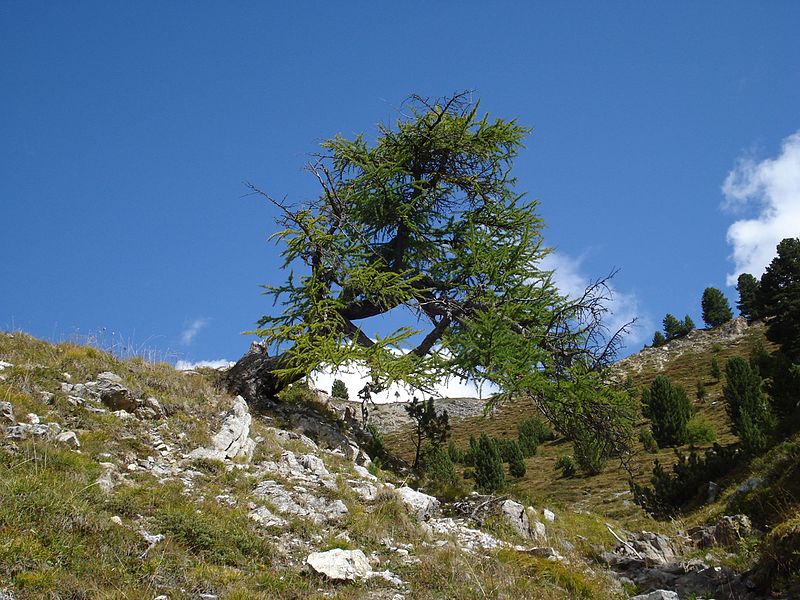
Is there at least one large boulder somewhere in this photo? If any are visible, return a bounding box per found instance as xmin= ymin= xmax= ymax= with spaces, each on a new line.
xmin=396 ymin=486 xmax=440 ymax=521
xmin=306 ymin=548 xmax=371 ymax=581
xmin=92 ymin=372 xmax=139 ymax=413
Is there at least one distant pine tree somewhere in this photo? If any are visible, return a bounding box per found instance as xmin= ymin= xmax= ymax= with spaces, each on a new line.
xmin=736 ymin=273 xmax=762 ymax=320
xmin=642 ymin=375 xmax=693 ymax=447
xmin=680 ymin=314 xmax=695 ymax=336
xmin=331 ymin=379 xmax=349 ymax=400
xmin=663 ymin=314 xmax=683 ymax=340
xmin=724 ymin=356 xmax=775 ymax=454
xmin=759 ymin=238 xmax=800 ymax=361
xmin=652 ymin=330 xmax=666 ymax=347
xmin=507 ymin=440 xmax=526 ymax=478
xmin=701 ymin=287 xmax=733 ymax=327
xmin=473 ymin=433 xmax=505 ymax=493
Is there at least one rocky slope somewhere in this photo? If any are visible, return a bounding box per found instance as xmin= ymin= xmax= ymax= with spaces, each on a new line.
xmin=0 ymin=331 xmax=778 ymax=599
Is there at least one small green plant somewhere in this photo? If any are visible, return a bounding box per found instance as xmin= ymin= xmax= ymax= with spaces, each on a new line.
xmin=555 ymin=454 xmax=577 ymax=478
xmin=420 ymin=444 xmax=467 ymax=501
xmin=517 ymin=415 xmax=552 ymax=457
xmin=405 ymin=396 xmax=450 ymax=469
xmin=639 ymin=427 xmax=659 ymax=453
xmin=685 ymin=416 xmax=716 ymax=446
xmin=447 ymin=440 xmax=465 ymax=464
xmin=711 ymin=356 xmax=722 ymax=380
xmin=696 ymin=380 xmax=707 ymax=401
xmin=631 ymin=443 xmax=739 ymax=517
xmin=507 ymin=440 xmax=526 ymax=478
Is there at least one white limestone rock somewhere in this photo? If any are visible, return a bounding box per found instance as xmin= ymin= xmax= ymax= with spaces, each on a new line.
xmin=396 ymin=486 xmax=440 ymax=521
xmin=188 ymin=395 xmax=255 ymax=462
xmin=306 ymin=548 xmax=371 ymax=581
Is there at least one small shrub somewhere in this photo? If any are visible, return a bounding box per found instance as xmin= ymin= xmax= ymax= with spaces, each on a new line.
xmin=555 ymin=455 xmax=577 ymax=478
xmin=364 ymin=423 xmax=386 ymax=459
xmin=572 ymin=424 xmax=609 ymax=476
xmin=639 ymin=427 xmax=659 ymax=453
xmin=447 ymin=440 xmax=465 ymax=464
xmin=631 ymin=443 xmax=739 ymax=518
xmin=696 ymin=380 xmax=707 ymax=401
xmin=517 ymin=416 xmax=552 ymax=457
xmin=685 ymin=416 xmax=716 ymax=446
xmin=420 ymin=444 xmax=466 ymax=501
xmin=711 ymin=357 xmax=722 ymax=381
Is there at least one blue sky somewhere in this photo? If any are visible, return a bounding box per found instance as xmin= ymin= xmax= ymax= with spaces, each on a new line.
xmin=2 ymin=2 xmax=799 ymax=380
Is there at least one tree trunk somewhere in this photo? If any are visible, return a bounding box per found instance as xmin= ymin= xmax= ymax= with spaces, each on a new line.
xmin=224 ymin=342 xmax=302 ymax=405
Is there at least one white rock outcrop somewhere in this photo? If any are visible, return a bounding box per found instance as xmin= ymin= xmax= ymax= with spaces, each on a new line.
xmin=188 ymin=396 xmax=256 ymax=462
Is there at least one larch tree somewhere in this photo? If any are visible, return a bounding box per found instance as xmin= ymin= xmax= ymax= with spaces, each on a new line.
xmin=226 ymin=93 xmax=635 ymax=458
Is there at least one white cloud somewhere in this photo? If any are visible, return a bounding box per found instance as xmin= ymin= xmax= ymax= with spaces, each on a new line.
xmin=310 ymin=363 xmax=497 ymax=404
xmin=723 ymin=131 xmax=800 ymax=285
xmin=175 ymin=359 xmax=234 ymax=371
xmin=540 ymin=251 xmax=650 ymax=349
xmin=180 ymin=318 xmax=208 ymax=345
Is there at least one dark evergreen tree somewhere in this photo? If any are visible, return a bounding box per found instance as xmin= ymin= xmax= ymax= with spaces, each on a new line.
xmin=507 ymin=440 xmax=526 ymax=478
xmin=642 ymin=376 xmax=693 ymax=447
xmin=420 ymin=444 xmax=461 ymax=499
xmin=767 ymin=351 xmax=800 ymax=420
xmin=701 ymin=287 xmax=733 ymax=327
xmin=680 ymin=315 xmax=695 ymax=336
xmin=759 ymin=238 xmax=800 ymax=361
xmin=723 ymin=357 xmax=774 ymax=454
xmin=652 ymin=331 xmax=666 ymax=347
xmin=447 ymin=440 xmax=465 ymax=464
xmin=663 ymin=314 xmax=683 ymax=340
xmin=517 ymin=416 xmax=550 ymax=457
xmin=710 ymin=357 xmax=721 ymax=381
xmin=330 ymin=378 xmax=349 ymax=400
xmin=473 ymin=433 xmax=505 ymax=493
xmin=405 ymin=397 xmax=450 ymax=469
xmin=736 ymin=273 xmax=762 ymax=320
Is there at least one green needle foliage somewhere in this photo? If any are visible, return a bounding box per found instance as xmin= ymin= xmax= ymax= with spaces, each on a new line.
xmin=244 ymin=92 xmax=635 ymax=458
xmin=736 ymin=273 xmax=762 ymax=320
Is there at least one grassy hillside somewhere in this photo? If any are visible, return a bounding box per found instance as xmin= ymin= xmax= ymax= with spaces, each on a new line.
xmin=0 ymin=331 xmax=624 ymax=599
xmin=385 ymin=321 xmax=772 ymax=522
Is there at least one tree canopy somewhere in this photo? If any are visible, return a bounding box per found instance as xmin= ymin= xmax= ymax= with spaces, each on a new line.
xmin=227 ymin=93 xmax=634 ymax=458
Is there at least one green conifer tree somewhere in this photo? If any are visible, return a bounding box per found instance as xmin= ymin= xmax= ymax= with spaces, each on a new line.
xmin=507 ymin=440 xmax=526 ymax=478
xmin=736 ymin=273 xmax=762 ymax=320
xmin=642 ymin=375 xmax=692 ymax=447
xmin=724 ymin=356 xmax=775 ymax=454
xmin=473 ymin=433 xmax=505 ymax=493
xmin=701 ymin=287 xmax=733 ymax=327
